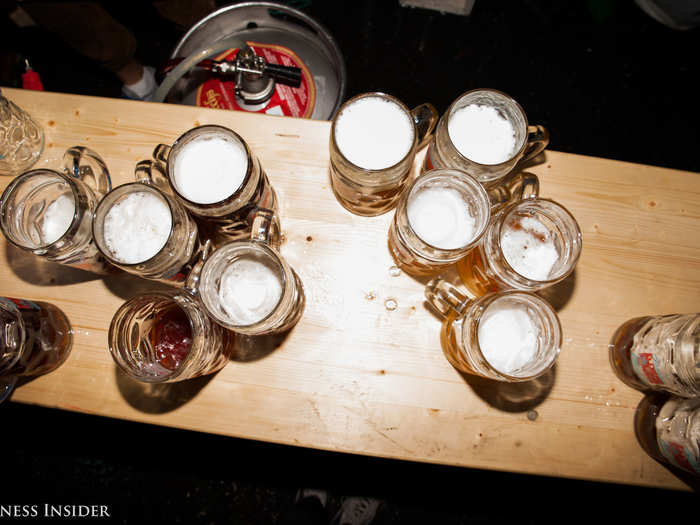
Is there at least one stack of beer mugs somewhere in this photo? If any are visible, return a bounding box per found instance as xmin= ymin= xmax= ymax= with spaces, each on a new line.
xmin=328 ymin=88 xmax=582 ymax=383
xmin=0 ymin=126 xmax=304 ymax=384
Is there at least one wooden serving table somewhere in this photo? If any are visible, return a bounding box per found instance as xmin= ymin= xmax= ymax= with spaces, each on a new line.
xmin=2 ymin=88 xmax=699 ymax=491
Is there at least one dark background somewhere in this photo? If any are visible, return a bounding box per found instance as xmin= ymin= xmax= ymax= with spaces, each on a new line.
xmin=1 ymin=1 xmax=699 ymax=523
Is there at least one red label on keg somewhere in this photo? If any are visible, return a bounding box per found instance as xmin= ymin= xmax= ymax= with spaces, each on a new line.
xmin=196 ymin=41 xmax=315 ymax=118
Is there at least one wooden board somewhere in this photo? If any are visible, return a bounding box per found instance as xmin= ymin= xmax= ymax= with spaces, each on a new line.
xmin=2 ymin=88 xmax=699 ymax=490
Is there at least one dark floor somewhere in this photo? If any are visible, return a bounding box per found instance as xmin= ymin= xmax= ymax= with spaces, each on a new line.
xmin=1 ymin=1 xmax=699 ymax=523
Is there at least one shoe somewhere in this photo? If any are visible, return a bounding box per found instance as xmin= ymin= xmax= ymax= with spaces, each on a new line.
xmin=331 ymin=497 xmax=381 ymax=525
xmin=122 ymin=66 xmax=157 ymax=101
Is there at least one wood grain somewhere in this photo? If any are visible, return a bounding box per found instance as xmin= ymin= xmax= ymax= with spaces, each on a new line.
xmin=2 ymin=88 xmax=699 ymax=490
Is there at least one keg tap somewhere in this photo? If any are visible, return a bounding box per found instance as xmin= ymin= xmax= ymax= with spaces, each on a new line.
xmin=159 ymin=46 xmax=302 ymax=104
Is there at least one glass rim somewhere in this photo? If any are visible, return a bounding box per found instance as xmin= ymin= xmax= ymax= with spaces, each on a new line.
xmin=495 ymin=197 xmax=582 ymax=284
xmin=92 ymin=182 xmax=176 ymax=268
xmin=402 ymin=167 xmax=491 ymax=255
xmin=108 ymin=290 xmax=198 ymax=382
xmin=199 ymin=240 xmax=288 ymax=330
xmin=445 ymin=87 xmax=529 ymax=167
xmin=166 ymin=124 xmax=255 ymax=208
xmin=468 ymin=290 xmax=561 ymax=380
xmin=0 ymin=168 xmax=83 ymax=251
xmin=331 ymin=91 xmax=418 ymax=175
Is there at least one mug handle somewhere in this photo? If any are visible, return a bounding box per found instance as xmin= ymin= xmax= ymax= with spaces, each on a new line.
xmin=184 ymin=238 xmax=212 ymax=295
xmin=250 ymin=207 xmax=281 ymax=249
xmin=411 ymin=103 xmax=439 ymax=150
xmin=134 ymin=159 xmax=172 ymax=194
xmin=62 ymin=146 xmax=112 ymax=198
xmin=425 ymin=278 xmax=471 ymax=319
xmin=522 ymin=125 xmax=549 ymax=162
xmin=153 ymin=144 xmax=171 ymax=164
xmin=486 ymin=172 xmax=540 ymax=210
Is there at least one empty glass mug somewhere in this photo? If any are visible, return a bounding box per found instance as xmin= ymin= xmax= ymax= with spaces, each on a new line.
xmin=423 ymin=89 xmax=549 ymax=187
xmin=0 ymin=88 xmax=44 ymax=176
xmin=457 ymin=198 xmax=582 ymax=296
xmin=425 ymin=279 xmax=561 ymax=382
xmin=109 ymin=287 xmax=234 ymax=383
xmin=0 ymin=146 xmax=113 ymax=273
xmin=152 ymin=125 xmax=277 ymax=240
xmin=0 ymin=296 xmax=73 ymax=398
xmin=388 ymin=168 xmax=539 ymax=276
xmin=329 ymin=92 xmax=438 ymax=216
xmin=198 ymin=208 xmax=305 ymax=336
xmin=92 ymin=161 xmax=201 ymax=285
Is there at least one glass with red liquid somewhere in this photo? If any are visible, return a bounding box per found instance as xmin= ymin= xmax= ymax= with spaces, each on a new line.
xmin=1 ymin=296 xmax=73 ymax=400
xmin=109 ymin=289 xmax=234 ymax=383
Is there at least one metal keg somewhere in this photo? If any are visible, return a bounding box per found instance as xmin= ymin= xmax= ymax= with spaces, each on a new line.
xmin=155 ymin=2 xmax=346 ymax=120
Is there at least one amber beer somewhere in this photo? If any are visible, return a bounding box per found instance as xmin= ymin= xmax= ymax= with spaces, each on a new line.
xmin=457 ymin=245 xmax=501 ymax=297
xmin=456 ymin=198 xmax=582 ymax=296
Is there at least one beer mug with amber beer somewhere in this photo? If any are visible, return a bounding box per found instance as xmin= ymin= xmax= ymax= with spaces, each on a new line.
xmin=425 ymin=278 xmax=561 ymax=382
xmin=457 ymin=198 xmax=582 ymax=296
xmin=424 ymin=89 xmax=549 ymax=187
xmin=388 ymin=168 xmax=539 ymax=276
xmin=329 ymin=92 xmax=438 ymax=216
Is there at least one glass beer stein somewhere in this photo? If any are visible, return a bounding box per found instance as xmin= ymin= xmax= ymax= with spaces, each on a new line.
xmin=425 ymin=279 xmax=561 ymax=382
xmin=109 ymin=288 xmax=234 ymax=383
xmin=457 ymin=198 xmax=582 ymax=296
xmin=152 ymin=125 xmax=277 ymax=240
xmin=329 ymin=92 xmax=438 ymax=216
xmin=0 ymin=88 xmax=44 ymax=176
xmin=1 ymin=296 xmax=73 ymax=402
xmin=198 ymin=209 xmax=305 ymax=336
xmin=388 ymin=168 xmax=539 ymax=276
xmin=423 ymin=89 xmax=549 ymax=187
xmin=609 ymin=313 xmax=700 ymax=397
xmin=92 ymin=163 xmax=201 ymax=285
xmin=0 ymin=146 xmax=113 ymax=273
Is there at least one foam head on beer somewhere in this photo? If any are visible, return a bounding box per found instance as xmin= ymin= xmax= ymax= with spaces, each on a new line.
xmin=218 ymin=255 xmax=282 ymax=326
xmin=448 ymin=104 xmax=516 ymax=165
xmin=407 ymin=185 xmax=476 ymax=249
xmin=40 ymin=193 xmax=75 ymax=244
xmin=501 ymin=216 xmax=559 ymax=281
xmin=478 ymin=301 xmax=539 ymax=374
xmin=172 ymin=134 xmax=249 ymax=204
xmin=103 ymin=192 xmax=172 ymax=264
xmin=334 ymin=95 xmax=414 ymax=170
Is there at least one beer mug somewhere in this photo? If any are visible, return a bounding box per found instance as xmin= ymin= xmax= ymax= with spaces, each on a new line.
xmin=457 ymin=198 xmax=582 ymax=296
xmin=109 ymin=288 xmax=234 ymax=383
xmin=152 ymin=125 xmax=277 ymax=240
xmin=92 ymin=162 xmax=201 ymax=285
xmin=0 ymin=146 xmax=113 ymax=273
xmin=0 ymin=296 xmax=72 ymax=379
xmin=425 ymin=279 xmax=561 ymax=382
xmin=424 ymin=89 xmax=549 ymax=187
xmin=329 ymin=92 xmax=438 ymax=216
xmin=198 ymin=209 xmax=305 ymax=336
xmin=388 ymin=168 xmax=539 ymax=276
xmin=0 ymin=88 xmax=44 ymax=176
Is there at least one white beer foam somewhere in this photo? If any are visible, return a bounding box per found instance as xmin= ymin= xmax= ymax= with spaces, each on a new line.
xmin=219 ymin=256 xmax=282 ymax=326
xmin=41 ymin=193 xmax=75 ymax=244
xmin=448 ymin=104 xmax=516 ymax=165
xmin=407 ymin=186 xmax=476 ymax=249
xmin=478 ymin=303 xmax=538 ymax=374
xmin=335 ymin=96 xmax=414 ymax=170
xmin=501 ymin=216 xmax=559 ymax=281
xmin=173 ymin=135 xmax=248 ymax=204
xmin=103 ymin=192 xmax=172 ymax=264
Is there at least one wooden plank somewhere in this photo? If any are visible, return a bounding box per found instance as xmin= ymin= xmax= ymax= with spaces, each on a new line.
xmin=2 ymin=88 xmax=698 ymax=490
